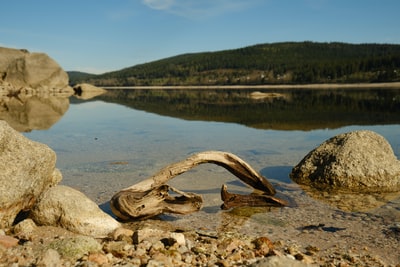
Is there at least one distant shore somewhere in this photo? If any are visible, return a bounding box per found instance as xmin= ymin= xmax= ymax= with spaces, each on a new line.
xmin=103 ymin=82 xmax=400 ymax=90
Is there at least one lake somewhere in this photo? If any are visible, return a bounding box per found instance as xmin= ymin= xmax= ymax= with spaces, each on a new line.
xmin=4 ymin=86 xmax=400 ymax=263
xmin=16 ymin=87 xmax=398 ymax=197
xmin=18 ymin=88 xmax=399 ymax=204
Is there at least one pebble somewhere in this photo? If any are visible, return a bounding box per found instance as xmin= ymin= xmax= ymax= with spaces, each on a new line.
xmin=87 ymin=252 xmax=109 ymax=265
xmin=112 ymin=227 xmax=134 ymax=241
xmin=0 ymin=235 xmax=19 ymax=248
xmin=12 ymin=218 xmax=37 ymax=240
xmin=36 ymin=249 xmax=61 ymax=267
xmin=0 ymin=221 xmax=396 ymax=266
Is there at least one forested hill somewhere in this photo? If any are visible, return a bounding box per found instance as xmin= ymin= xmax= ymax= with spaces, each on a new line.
xmin=68 ymin=42 xmax=400 ymax=86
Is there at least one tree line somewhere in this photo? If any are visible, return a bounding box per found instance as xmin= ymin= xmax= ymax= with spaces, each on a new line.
xmin=68 ymin=42 xmax=400 ymax=86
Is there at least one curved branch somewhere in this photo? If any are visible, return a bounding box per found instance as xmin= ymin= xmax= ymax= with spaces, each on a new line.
xmin=111 ymin=151 xmax=282 ymax=220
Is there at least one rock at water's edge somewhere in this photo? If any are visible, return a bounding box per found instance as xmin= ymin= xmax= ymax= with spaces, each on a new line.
xmin=73 ymin=83 xmax=106 ymax=100
xmin=290 ymin=130 xmax=400 ymax=192
xmin=31 ymin=185 xmax=121 ymax=238
xmin=0 ymin=120 xmax=61 ymax=228
xmin=0 ymin=47 xmax=70 ymax=90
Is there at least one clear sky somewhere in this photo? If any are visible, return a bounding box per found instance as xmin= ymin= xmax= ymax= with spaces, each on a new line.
xmin=1 ymin=0 xmax=399 ymax=74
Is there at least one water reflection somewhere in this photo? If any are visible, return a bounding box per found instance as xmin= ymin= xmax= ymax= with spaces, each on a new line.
xmin=94 ymin=88 xmax=400 ymax=131
xmin=299 ymin=185 xmax=400 ymax=212
xmin=0 ymin=86 xmax=105 ymax=132
xmin=15 ymin=87 xmax=400 ymax=217
xmin=5 ymin=87 xmax=400 ymax=132
xmin=0 ymin=90 xmax=71 ymax=132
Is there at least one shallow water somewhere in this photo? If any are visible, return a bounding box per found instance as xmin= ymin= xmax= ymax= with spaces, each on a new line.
xmin=15 ymin=88 xmax=400 ymax=263
xmin=6 ymin=89 xmax=400 ymax=264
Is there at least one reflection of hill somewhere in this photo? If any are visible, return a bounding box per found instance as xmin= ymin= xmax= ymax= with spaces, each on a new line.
xmin=95 ymin=88 xmax=400 ymax=131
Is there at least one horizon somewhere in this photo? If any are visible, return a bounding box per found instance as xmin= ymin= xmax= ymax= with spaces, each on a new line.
xmin=1 ymin=0 xmax=399 ymax=74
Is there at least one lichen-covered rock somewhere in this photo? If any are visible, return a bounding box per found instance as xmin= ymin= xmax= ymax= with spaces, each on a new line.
xmin=30 ymin=185 xmax=121 ymax=237
xmin=290 ymin=130 xmax=400 ymax=192
xmin=0 ymin=120 xmax=61 ymax=228
xmin=48 ymin=235 xmax=102 ymax=262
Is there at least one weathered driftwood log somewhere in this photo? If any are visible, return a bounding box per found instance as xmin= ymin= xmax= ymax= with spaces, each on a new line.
xmin=220 ymin=184 xmax=288 ymax=210
xmin=111 ymin=151 xmax=286 ymax=220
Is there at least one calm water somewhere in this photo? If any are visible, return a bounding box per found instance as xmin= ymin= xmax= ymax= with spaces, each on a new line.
xmin=17 ymin=88 xmax=400 ymax=214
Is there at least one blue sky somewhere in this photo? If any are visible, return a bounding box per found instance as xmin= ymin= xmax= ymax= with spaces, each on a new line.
xmin=1 ymin=0 xmax=399 ymax=74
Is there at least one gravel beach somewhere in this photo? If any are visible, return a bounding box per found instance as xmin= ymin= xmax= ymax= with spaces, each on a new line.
xmin=1 ymin=180 xmax=399 ymax=266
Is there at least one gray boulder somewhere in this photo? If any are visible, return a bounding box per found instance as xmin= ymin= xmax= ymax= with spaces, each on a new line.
xmin=0 ymin=120 xmax=61 ymax=228
xmin=31 ymin=185 xmax=121 ymax=238
xmin=290 ymin=130 xmax=400 ymax=192
xmin=0 ymin=47 xmax=70 ymax=90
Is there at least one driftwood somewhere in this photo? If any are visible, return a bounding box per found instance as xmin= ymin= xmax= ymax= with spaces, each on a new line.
xmin=110 ymin=151 xmax=287 ymax=220
xmin=220 ymin=184 xmax=288 ymax=210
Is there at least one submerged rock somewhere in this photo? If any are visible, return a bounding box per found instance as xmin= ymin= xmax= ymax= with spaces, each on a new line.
xmin=290 ymin=130 xmax=400 ymax=192
xmin=30 ymin=185 xmax=121 ymax=237
xmin=0 ymin=120 xmax=61 ymax=228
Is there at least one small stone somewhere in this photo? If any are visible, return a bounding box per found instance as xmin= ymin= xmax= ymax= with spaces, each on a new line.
xmin=216 ymin=259 xmax=231 ymax=267
xmin=150 ymin=240 xmax=165 ymax=252
xmin=103 ymin=241 xmax=131 ymax=257
xmin=305 ymin=245 xmax=320 ymax=255
xmin=88 ymin=252 xmax=109 ymax=265
xmin=287 ymin=245 xmax=300 ymax=255
xmin=241 ymin=249 xmax=256 ymax=260
xmin=249 ymin=255 xmax=314 ymax=267
xmin=13 ymin=218 xmax=37 ymax=240
xmin=170 ymin=232 xmax=186 ymax=246
xmin=295 ymin=253 xmax=315 ymax=264
xmin=133 ymin=228 xmax=163 ymax=244
xmin=191 ymin=245 xmax=208 ymax=255
xmin=149 ymin=252 xmax=173 ymax=266
xmin=48 ymin=235 xmax=102 ymax=262
xmin=0 ymin=235 xmax=19 ymax=248
xmin=169 ymin=250 xmax=183 ymax=264
xmin=133 ymin=228 xmax=185 ymax=246
xmin=36 ymin=249 xmax=62 ymax=267
xmin=252 ymin=236 xmax=274 ymax=256
xmin=137 ymin=239 xmax=153 ymax=251
xmin=226 ymin=250 xmax=242 ymax=262
xmin=112 ymin=227 xmax=134 ymax=241
xmin=183 ymin=252 xmax=193 ymax=264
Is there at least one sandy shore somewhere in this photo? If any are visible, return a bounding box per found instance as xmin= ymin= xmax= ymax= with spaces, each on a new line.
xmin=103 ymin=82 xmax=400 ymax=90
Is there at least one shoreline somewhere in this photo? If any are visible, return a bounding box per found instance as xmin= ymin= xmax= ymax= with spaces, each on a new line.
xmin=102 ymin=82 xmax=400 ymax=90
